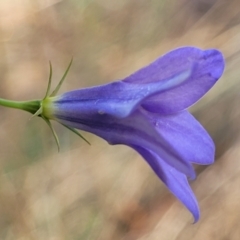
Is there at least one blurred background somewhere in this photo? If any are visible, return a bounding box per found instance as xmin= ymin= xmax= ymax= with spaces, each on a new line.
xmin=0 ymin=0 xmax=240 ymax=239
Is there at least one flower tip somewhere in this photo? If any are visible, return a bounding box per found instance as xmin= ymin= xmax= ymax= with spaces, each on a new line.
xmin=204 ymin=48 xmax=225 ymax=79
xmin=184 ymin=197 xmax=200 ymax=224
xmin=192 ymin=210 xmax=200 ymax=224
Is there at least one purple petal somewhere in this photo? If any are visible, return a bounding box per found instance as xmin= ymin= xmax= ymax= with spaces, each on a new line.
xmin=124 ymin=47 xmax=225 ymax=114
xmin=53 ymin=108 xmax=196 ymax=179
xmin=54 ymin=67 xmax=192 ymax=118
xmin=132 ymin=145 xmax=200 ymax=222
xmin=147 ymin=110 xmax=215 ymax=165
xmin=53 ymin=47 xmax=224 ymax=119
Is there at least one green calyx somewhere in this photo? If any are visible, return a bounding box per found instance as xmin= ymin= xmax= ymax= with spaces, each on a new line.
xmin=0 ymin=59 xmax=90 ymax=151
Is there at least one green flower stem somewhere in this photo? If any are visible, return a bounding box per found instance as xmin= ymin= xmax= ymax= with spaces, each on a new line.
xmin=0 ymin=98 xmax=41 ymax=114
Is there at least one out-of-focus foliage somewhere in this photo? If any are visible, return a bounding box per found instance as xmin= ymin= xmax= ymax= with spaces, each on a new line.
xmin=0 ymin=0 xmax=240 ymax=239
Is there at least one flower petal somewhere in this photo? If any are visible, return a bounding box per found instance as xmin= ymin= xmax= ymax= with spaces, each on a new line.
xmin=124 ymin=47 xmax=225 ymax=114
xmin=53 ymin=108 xmax=196 ymax=178
xmin=132 ymin=145 xmax=200 ymax=222
xmin=147 ymin=110 xmax=215 ymax=165
xmin=53 ymin=67 xmax=192 ymax=118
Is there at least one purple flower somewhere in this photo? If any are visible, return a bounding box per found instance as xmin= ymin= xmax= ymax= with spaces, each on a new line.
xmin=43 ymin=47 xmax=225 ymax=221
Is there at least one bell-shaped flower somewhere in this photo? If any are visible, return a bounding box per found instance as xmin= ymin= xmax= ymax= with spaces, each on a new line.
xmin=0 ymin=47 xmax=225 ymax=222
xmin=42 ymin=47 xmax=224 ymax=221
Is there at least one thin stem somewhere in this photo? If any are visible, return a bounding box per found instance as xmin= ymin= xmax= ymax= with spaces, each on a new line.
xmin=0 ymin=98 xmax=41 ymax=114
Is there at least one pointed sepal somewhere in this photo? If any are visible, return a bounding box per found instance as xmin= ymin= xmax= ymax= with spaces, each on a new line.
xmin=50 ymin=58 xmax=73 ymax=97
xmin=44 ymin=61 xmax=53 ymax=99
xmin=42 ymin=115 xmax=60 ymax=151
xmin=60 ymin=123 xmax=91 ymax=145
